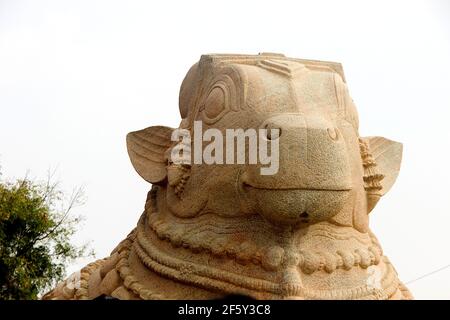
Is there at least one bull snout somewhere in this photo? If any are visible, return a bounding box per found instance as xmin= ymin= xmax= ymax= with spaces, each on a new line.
xmin=241 ymin=114 xmax=352 ymax=226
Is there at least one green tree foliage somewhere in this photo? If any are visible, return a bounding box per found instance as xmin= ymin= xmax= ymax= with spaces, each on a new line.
xmin=0 ymin=168 xmax=93 ymax=299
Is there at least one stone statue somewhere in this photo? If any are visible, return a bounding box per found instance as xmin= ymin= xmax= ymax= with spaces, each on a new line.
xmin=43 ymin=53 xmax=412 ymax=300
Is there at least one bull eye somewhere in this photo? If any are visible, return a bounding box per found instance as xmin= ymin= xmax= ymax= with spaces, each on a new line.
xmin=203 ymin=87 xmax=226 ymax=119
xmin=327 ymin=127 xmax=339 ymax=141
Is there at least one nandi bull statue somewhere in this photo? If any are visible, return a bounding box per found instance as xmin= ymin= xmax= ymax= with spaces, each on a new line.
xmin=44 ymin=53 xmax=412 ymax=300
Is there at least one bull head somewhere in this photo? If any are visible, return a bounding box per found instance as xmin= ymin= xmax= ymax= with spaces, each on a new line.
xmin=126 ymin=53 xmax=402 ymax=232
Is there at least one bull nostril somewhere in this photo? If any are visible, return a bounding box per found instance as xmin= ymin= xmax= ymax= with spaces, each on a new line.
xmin=300 ymin=212 xmax=310 ymax=223
xmin=264 ymin=124 xmax=281 ymax=140
xmin=327 ymin=127 xmax=339 ymax=141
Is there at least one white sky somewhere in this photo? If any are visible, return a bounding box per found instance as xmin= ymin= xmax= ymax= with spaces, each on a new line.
xmin=0 ymin=0 xmax=449 ymax=299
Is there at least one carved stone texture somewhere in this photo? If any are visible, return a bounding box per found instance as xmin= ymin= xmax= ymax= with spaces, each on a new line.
xmin=43 ymin=53 xmax=412 ymax=300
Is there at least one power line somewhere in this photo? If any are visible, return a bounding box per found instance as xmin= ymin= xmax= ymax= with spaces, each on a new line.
xmin=405 ymin=264 xmax=450 ymax=285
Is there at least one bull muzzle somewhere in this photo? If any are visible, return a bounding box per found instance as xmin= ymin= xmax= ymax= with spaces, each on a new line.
xmin=241 ymin=113 xmax=352 ymax=226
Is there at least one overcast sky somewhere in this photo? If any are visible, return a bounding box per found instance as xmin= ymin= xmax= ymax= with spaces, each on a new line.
xmin=1 ymin=0 xmax=449 ymax=299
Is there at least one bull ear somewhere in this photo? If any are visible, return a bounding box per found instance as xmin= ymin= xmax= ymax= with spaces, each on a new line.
xmin=364 ymin=136 xmax=403 ymax=196
xmin=359 ymin=136 xmax=403 ymax=214
xmin=126 ymin=126 xmax=174 ymax=184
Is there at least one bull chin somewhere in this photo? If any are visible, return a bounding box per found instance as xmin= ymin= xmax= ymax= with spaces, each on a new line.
xmin=242 ymin=182 xmax=351 ymax=226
